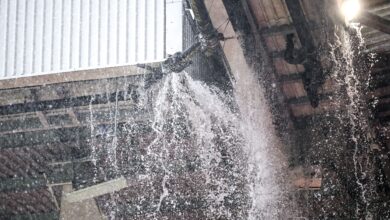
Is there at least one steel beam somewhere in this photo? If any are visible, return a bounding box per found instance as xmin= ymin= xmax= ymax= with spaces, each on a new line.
xmin=287 ymin=93 xmax=332 ymax=105
xmin=358 ymin=11 xmax=390 ymax=35
xmin=63 ymin=177 xmax=128 ymax=203
xmin=279 ymin=72 xmax=305 ymax=83
xmin=0 ymin=89 xmax=136 ymax=116
xmin=260 ymin=22 xmax=318 ymax=36
xmin=284 ymin=0 xmax=327 ymax=107
xmin=285 ymin=0 xmax=316 ymax=51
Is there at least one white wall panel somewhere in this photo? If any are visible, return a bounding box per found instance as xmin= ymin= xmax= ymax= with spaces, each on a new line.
xmin=6 ymin=0 xmax=17 ymax=77
xmin=0 ymin=0 xmax=8 ymax=76
xmin=0 ymin=0 xmax=183 ymax=79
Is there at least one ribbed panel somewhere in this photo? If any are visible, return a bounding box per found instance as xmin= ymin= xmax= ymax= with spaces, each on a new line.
xmin=0 ymin=0 xmax=183 ymax=78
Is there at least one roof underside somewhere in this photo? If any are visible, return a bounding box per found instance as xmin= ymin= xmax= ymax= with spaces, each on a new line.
xmin=245 ymin=0 xmax=390 ymax=125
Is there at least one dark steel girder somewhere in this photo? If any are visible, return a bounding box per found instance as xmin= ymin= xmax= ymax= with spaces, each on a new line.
xmin=284 ymin=0 xmax=328 ymax=108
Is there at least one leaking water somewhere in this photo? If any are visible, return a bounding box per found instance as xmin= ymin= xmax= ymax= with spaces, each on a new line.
xmin=88 ymin=70 xmax=289 ymax=219
xmin=328 ymin=25 xmax=373 ymax=219
xmin=84 ymin=24 xmax=378 ymax=218
xmin=80 ymin=8 xmax=376 ymax=220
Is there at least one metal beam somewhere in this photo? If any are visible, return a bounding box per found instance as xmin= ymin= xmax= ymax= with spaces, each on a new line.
xmin=260 ymin=22 xmax=318 ymax=36
xmin=284 ymin=0 xmax=327 ymax=107
xmin=60 ymin=184 xmax=105 ymax=220
xmin=280 ymin=72 xmax=305 ymax=83
xmin=0 ymin=64 xmax=149 ymax=90
xmin=0 ymin=102 xmax=149 ymax=136
xmin=285 ymin=0 xmax=316 ymax=51
xmin=287 ymin=93 xmax=332 ymax=105
xmin=63 ymin=177 xmax=128 ymax=203
xmin=0 ymin=126 xmax=89 ymax=149
xmin=358 ymin=11 xmax=390 ymax=35
xmin=0 ymin=88 xmax=136 ymax=116
xmin=0 ymin=118 xmax=153 ymax=149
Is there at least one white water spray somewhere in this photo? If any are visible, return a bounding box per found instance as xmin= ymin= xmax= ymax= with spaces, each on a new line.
xmin=329 ymin=26 xmax=370 ymax=218
xmin=231 ymin=66 xmax=290 ymax=219
xmin=144 ymin=71 xmax=288 ymax=218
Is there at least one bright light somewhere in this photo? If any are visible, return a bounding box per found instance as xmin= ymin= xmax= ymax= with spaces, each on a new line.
xmin=341 ymin=0 xmax=361 ymax=22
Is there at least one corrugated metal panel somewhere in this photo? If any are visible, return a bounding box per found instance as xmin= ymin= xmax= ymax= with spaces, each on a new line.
xmin=0 ymin=0 xmax=183 ymax=79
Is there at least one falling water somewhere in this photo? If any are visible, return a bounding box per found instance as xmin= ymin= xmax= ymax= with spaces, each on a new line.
xmin=89 ymin=96 xmax=97 ymax=167
xmin=230 ymin=68 xmax=290 ymax=218
xmin=145 ymin=72 xmax=248 ymax=218
xmin=110 ymin=89 xmax=120 ymax=172
xmin=328 ymin=25 xmax=372 ymax=218
xmin=138 ymin=71 xmax=289 ymax=219
xmin=88 ymin=68 xmax=289 ymax=218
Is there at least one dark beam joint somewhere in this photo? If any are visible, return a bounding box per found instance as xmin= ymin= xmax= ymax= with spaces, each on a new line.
xmin=260 ymin=22 xmax=318 ymax=36
xmin=287 ymin=93 xmax=331 ymax=105
xmin=279 ymin=72 xmax=305 ymax=83
xmin=0 ymin=85 xmax=140 ymax=116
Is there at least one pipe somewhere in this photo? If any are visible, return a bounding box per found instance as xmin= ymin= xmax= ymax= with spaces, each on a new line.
xmin=141 ymin=0 xmax=221 ymax=75
xmin=162 ymin=41 xmax=201 ymax=73
xmin=188 ymin=0 xmax=220 ymax=56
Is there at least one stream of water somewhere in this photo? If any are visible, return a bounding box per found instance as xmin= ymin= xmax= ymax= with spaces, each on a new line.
xmin=328 ymin=25 xmax=374 ymax=219
xmin=88 ymin=70 xmax=290 ymax=219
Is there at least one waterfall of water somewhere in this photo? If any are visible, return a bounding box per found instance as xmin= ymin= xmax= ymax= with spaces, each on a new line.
xmin=143 ymin=71 xmax=289 ymax=219
xmin=328 ymin=26 xmax=373 ymax=218
xmin=145 ymin=72 xmax=248 ymax=218
xmin=89 ymin=68 xmax=289 ymax=219
xmin=230 ymin=69 xmax=290 ymax=219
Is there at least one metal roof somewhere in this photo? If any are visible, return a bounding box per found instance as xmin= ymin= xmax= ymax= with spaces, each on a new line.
xmin=0 ymin=0 xmax=183 ymax=79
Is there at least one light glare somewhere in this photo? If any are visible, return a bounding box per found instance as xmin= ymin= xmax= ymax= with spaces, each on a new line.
xmin=341 ymin=0 xmax=361 ymax=22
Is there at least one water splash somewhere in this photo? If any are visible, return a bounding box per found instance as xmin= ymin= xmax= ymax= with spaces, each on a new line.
xmin=231 ymin=65 xmax=290 ymax=219
xmin=92 ymin=70 xmax=289 ymax=218
xmin=145 ymin=72 xmax=245 ymax=218
xmin=144 ymin=72 xmax=288 ymax=218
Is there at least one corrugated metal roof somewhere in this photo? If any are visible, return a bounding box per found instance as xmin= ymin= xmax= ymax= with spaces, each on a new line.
xmin=0 ymin=0 xmax=183 ymax=79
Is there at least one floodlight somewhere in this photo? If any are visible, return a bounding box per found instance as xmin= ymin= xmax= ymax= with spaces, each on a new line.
xmin=341 ymin=0 xmax=361 ymax=22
